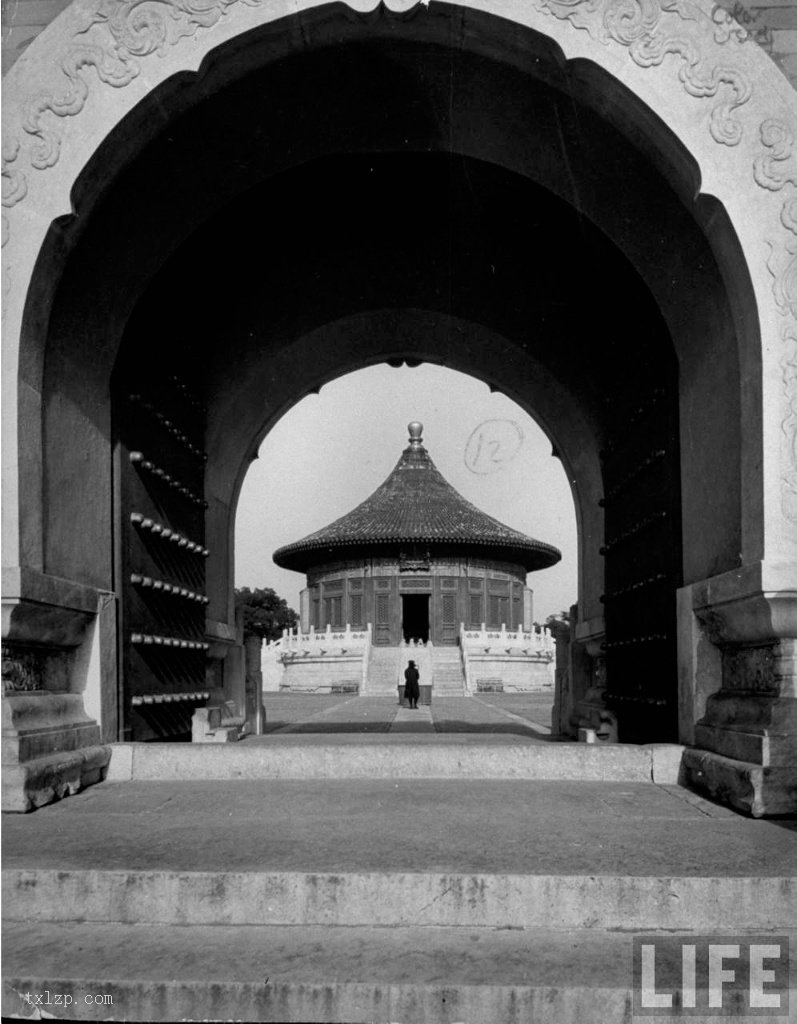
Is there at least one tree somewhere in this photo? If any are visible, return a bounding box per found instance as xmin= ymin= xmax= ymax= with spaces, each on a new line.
xmin=534 ymin=609 xmax=572 ymax=633
xmin=544 ymin=609 xmax=571 ymax=634
xmin=234 ymin=587 xmax=298 ymax=641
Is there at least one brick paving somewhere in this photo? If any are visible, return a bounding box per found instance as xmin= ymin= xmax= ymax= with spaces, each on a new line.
xmin=261 ymin=692 xmax=555 ymax=737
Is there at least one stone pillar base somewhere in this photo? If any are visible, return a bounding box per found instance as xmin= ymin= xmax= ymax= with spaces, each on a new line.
xmin=678 ymin=564 xmax=797 ymax=816
xmin=2 ymin=744 xmax=111 ymax=812
xmin=2 ymin=692 xmax=108 ymax=812
xmin=682 ymin=747 xmax=797 ymax=818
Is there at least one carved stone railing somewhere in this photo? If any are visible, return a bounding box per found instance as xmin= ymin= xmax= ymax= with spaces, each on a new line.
xmin=460 ymin=623 xmax=555 ymax=656
xmin=261 ymin=624 xmax=372 ymax=693
xmin=459 ymin=623 xmax=555 ymax=693
xmin=274 ymin=623 xmax=371 ymax=657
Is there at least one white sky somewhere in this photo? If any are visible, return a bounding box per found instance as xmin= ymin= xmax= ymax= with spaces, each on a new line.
xmin=234 ymin=363 xmax=577 ymax=622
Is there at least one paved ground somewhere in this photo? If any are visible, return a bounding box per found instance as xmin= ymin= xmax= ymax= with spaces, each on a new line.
xmin=477 ymin=692 xmax=555 ymax=725
xmin=391 ymin=704 xmax=436 ymax=733
xmin=262 ymin=693 xmax=555 ymax=736
xmin=4 ymin=778 xmax=795 ymax=876
xmin=261 ymin=694 xmax=356 ymax=733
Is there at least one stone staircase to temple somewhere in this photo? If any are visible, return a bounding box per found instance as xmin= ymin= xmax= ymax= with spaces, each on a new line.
xmin=432 ymin=644 xmax=466 ymax=695
xmin=365 ymin=645 xmax=400 ymax=694
xmin=3 ymin=771 xmax=796 ymax=1023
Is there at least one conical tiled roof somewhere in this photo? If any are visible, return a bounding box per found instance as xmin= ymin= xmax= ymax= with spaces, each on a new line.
xmin=273 ymin=423 xmax=562 ymax=573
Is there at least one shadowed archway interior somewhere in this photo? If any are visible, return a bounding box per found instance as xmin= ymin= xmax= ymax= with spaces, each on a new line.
xmin=30 ymin=5 xmax=749 ymax=745
xmin=114 ymin=148 xmax=680 ymax=741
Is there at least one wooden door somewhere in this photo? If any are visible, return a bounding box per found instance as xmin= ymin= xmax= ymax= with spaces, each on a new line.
xmin=114 ymin=367 xmax=208 ymax=741
xmin=438 ymin=592 xmax=458 ymax=645
xmin=601 ymin=383 xmax=681 ymax=742
xmin=375 ymin=590 xmax=392 ymax=645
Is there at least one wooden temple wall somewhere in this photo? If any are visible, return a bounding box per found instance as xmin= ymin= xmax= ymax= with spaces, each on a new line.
xmin=303 ymin=558 xmax=529 ymax=646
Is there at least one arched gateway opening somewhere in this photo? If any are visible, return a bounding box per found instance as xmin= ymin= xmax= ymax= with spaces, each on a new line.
xmin=112 ymin=140 xmax=683 ymax=743
xmin=4 ymin=1 xmax=796 ymax=814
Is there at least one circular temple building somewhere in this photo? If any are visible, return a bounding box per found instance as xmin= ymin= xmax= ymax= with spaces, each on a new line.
xmin=273 ymin=423 xmax=561 ymax=647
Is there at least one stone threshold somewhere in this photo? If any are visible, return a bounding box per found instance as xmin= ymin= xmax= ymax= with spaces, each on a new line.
xmin=104 ymin=739 xmax=685 ymax=783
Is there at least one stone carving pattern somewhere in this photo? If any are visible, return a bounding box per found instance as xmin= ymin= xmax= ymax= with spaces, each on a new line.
xmin=2 ymin=136 xmax=28 ymax=248
xmin=721 ymin=644 xmax=776 ymax=692
xmin=754 ymin=120 xmax=797 ymax=193
xmin=3 ymin=0 xmax=758 ymax=243
xmin=756 ymin=120 xmax=797 ymax=518
xmin=2 ymin=645 xmax=42 ymax=693
xmin=4 ymin=0 xmax=267 ymax=246
xmin=782 ymin=323 xmax=797 ymax=515
xmin=535 ymin=0 xmax=752 ymax=146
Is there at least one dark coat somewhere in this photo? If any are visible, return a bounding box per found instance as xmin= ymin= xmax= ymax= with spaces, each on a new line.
xmin=404 ymin=666 xmax=420 ymax=700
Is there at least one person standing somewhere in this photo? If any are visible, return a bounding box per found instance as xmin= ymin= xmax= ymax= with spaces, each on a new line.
xmin=404 ymin=660 xmax=420 ymax=709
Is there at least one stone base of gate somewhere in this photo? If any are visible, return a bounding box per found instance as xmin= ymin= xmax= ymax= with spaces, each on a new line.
xmin=2 ymin=743 xmax=111 ymax=812
xmin=682 ymin=748 xmax=797 ymax=818
xmin=2 ymin=692 xmax=110 ymax=811
xmin=677 ymin=564 xmax=797 ymax=818
xmin=2 ymin=569 xmax=118 ymax=811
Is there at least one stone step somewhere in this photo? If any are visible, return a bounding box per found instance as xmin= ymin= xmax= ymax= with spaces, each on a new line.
xmin=102 ymin=737 xmax=683 ymax=782
xmin=4 ymin=867 xmax=794 ymax=932
xmin=6 ymin=921 xmax=794 ymax=1024
xmin=5 ymin=777 xmax=795 ymax=1022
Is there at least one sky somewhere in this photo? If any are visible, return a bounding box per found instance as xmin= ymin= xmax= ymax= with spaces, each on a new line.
xmin=234 ymin=363 xmax=577 ymax=623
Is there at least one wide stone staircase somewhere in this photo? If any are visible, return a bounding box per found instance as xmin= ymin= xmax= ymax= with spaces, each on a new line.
xmin=3 ymin=765 xmax=796 ymax=1023
xmin=366 ymin=645 xmax=400 ymax=694
xmin=432 ymin=644 xmax=466 ymax=695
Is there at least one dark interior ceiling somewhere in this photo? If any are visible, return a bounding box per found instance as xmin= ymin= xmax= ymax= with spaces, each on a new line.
xmin=126 ymin=148 xmax=674 ymax=434
xmin=37 ymin=12 xmax=698 ymax=450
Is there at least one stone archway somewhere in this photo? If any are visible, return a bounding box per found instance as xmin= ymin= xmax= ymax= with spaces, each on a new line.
xmin=2 ymin=0 xmax=796 ymax=814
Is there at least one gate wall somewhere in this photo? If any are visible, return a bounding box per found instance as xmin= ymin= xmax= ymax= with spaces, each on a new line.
xmin=2 ymin=0 xmax=795 ymax=813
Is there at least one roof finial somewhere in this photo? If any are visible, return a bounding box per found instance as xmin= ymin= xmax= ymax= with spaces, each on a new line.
xmin=408 ymin=421 xmax=423 ymax=450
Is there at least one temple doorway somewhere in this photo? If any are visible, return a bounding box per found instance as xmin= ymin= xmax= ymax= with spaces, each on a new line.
xmin=402 ymin=595 xmax=430 ymax=645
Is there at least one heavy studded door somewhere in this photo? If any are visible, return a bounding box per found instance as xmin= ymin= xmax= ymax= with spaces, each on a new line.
xmin=114 ymin=370 xmax=209 ymax=741
xmin=600 ymin=384 xmax=682 ymax=743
